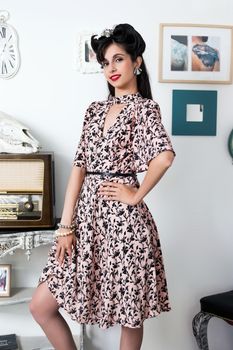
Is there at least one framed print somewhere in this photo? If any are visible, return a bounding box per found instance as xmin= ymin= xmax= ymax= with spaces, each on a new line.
xmin=159 ymin=23 xmax=233 ymax=84
xmin=75 ymin=31 xmax=102 ymax=74
xmin=0 ymin=264 xmax=11 ymax=297
xmin=172 ymin=90 xmax=217 ymax=135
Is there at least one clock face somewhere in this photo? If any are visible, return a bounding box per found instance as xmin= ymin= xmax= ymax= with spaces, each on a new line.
xmin=0 ymin=23 xmax=20 ymax=79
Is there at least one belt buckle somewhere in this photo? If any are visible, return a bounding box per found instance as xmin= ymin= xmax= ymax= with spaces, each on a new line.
xmin=100 ymin=171 xmax=108 ymax=179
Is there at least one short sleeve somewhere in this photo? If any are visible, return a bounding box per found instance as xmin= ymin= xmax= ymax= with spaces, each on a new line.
xmin=73 ymin=102 xmax=94 ymax=168
xmin=133 ymin=101 xmax=175 ymax=172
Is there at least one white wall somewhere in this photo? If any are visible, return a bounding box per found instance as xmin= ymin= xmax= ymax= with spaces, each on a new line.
xmin=1 ymin=0 xmax=233 ymax=349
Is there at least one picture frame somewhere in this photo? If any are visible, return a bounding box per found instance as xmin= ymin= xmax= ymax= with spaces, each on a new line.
xmin=172 ymin=90 xmax=217 ymax=136
xmin=0 ymin=264 xmax=11 ymax=297
xmin=159 ymin=23 xmax=233 ymax=84
xmin=75 ymin=31 xmax=102 ymax=74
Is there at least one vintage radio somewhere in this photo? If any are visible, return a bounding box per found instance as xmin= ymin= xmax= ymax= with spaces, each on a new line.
xmin=0 ymin=152 xmax=55 ymax=229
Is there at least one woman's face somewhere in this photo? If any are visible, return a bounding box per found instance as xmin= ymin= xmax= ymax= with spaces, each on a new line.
xmin=101 ymin=43 xmax=141 ymax=94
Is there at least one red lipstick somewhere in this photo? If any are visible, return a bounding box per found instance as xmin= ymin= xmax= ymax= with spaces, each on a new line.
xmin=110 ymin=74 xmax=121 ymax=81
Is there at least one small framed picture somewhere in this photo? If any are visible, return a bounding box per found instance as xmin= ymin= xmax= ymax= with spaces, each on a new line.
xmin=159 ymin=23 xmax=233 ymax=84
xmin=0 ymin=264 xmax=11 ymax=297
xmin=75 ymin=31 xmax=102 ymax=74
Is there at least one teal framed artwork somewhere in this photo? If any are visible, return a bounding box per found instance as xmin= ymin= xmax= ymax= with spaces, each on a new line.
xmin=172 ymin=90 xmax=217 ymax=135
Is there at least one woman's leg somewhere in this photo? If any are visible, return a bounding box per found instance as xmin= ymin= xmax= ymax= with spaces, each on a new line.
xmin=29 ymin=282 xmax=77 ymax=350
xmin=119 ymin=325 xmax=143 ymax=350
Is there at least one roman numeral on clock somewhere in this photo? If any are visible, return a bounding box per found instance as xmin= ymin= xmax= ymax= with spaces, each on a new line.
xmin=9 ymin=59 xmax=14 ymax=68
xmin=1 ymin=61 xmax=7 ymax=74
xmin=0 ymin=27 xmax=6 ymax=38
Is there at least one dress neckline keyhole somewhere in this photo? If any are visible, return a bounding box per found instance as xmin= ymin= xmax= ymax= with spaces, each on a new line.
xmin=101 ymin=103 xmax=127 ymax=138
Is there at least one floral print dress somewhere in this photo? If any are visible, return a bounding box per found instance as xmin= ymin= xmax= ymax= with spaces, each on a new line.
xmin=39 ymin=92 xmax=175 ymax=329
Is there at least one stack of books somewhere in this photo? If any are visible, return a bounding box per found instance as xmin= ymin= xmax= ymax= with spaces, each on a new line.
xmin=0 ymin=334 xmax=18 ymax=350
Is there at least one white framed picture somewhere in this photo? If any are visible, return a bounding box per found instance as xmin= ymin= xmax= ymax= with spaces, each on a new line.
xmin=159 ymin=23 xmax=233 ymax=84
xmin=75 ymin=31 xmax=102 ymax=74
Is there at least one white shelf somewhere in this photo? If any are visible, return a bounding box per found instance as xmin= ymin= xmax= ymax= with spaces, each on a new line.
xmin=18 ymin=336 xmax=54 ymax=350
xmin=17 ymin=335 xmax=80 ymax=350
xmin=0 ymin=287 xmax=34 ymax=306
xmin=0 ymin=230 xmax=54 ymax=260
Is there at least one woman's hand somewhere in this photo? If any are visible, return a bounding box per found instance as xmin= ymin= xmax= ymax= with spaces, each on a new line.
xmin=97 ymin=181 xmax=141 ymax=206
xmin=55 ymin=231 xmax=76 ymax=266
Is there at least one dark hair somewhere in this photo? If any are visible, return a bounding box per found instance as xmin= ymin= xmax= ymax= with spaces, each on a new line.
xmin=91 ymin=23 xmax=152 ymax=99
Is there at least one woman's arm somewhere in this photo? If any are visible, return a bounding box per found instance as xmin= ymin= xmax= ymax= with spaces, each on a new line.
xmin=55 ymin=102 xmax=93 ymax=265
xmin=98 ymin=150 xmax=175 ymax=205
xmin=60 ymin=166 xmax=86 ymax=225
xmin=133 ymin=150 xmax=175 ymax=204
xmin=55 ymin=166 xmax=86 ymax=266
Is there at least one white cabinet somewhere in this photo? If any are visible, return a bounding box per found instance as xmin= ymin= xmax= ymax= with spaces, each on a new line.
xmin=0 ymin=230 xmax=83 ymax=350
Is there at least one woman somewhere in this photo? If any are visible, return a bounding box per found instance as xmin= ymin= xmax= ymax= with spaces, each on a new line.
xmin=30 ymin=23 xmax=175 ymax=350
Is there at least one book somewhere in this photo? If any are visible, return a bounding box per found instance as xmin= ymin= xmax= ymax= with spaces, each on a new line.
xmin=0 ymin=334 xmax=18 ymax=350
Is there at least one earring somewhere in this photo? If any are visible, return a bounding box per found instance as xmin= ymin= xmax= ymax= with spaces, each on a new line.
xmin=133 ymin=67 xmax=142 ymax=76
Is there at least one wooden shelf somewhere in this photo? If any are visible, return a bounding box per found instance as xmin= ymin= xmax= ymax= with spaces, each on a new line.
xmin=0 ymin=287 xmax=34 ymax=306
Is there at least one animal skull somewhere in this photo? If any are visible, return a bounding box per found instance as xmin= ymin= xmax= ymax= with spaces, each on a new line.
xmin=0 ymin=111 xmax=40 ymax=153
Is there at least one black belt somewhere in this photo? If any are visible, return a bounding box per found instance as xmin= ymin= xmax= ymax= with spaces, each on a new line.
xmin=86 ymin=171 xmax=137 ymax=178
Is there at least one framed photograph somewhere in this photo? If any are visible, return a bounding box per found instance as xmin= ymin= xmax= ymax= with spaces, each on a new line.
xmin=0 ymin=264 xmax=11 ymax=297
xmin=159 ymin=23 xmax=233 ymax=84
xmin=75 ymin=31 xmax=102 ymax=74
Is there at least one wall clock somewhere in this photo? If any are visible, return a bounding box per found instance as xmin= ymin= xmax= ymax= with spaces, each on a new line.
xmin=0 ymin=11 xmax=20 ymax=79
